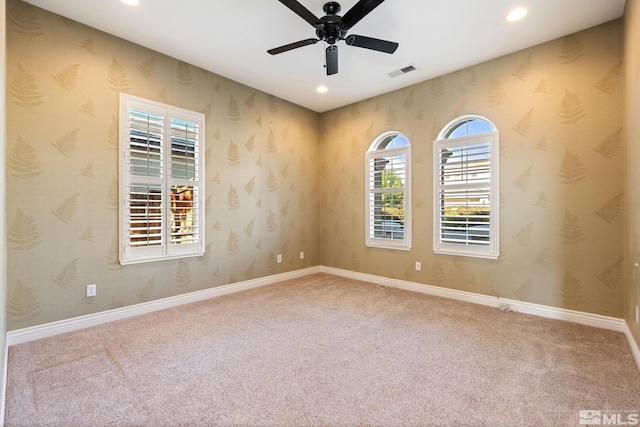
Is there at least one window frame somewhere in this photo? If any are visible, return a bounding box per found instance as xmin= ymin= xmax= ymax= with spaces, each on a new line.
xmin=119 ymin=93 xmax=205 ymax=265
xmin=433 ymin=115 xmax=499 ymax=259
xmin=365 ymin=131 xmax=412 ymax=251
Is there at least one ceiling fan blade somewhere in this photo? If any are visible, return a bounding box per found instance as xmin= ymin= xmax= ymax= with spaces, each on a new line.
xmin=268 ymin=38 xmax=319 ymax=55
xmin=346 ymin=34 xmax=398 ymax=54
xmin=326 ymin=45 xmax=338 ymax=75
xmin=278 ymin=0 xmax=321 ymax=26
xmin=341 ymin=0 xmax=386 ymax=29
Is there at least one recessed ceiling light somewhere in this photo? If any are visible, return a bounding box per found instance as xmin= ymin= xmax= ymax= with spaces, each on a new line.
xmin=316 ymin=85 xmax=328 ymax=93
xmin=506 ymin=8 xmax=528 ymax=22
xmin=121 ymin=0 xmax=139 ymax=6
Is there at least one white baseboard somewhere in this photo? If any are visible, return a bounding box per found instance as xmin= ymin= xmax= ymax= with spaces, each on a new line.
xmin=495 ymin=296 xmax=626 ymax=332
xmin=7 ymin=266 xmax=321 ymax=346
xmin=319 ymin=266 xmax=627 ymax=333
xmin=624 ymin=323 xmax=640 ymax=373
xmin=320 ymin=266 xmax=499 ymax=308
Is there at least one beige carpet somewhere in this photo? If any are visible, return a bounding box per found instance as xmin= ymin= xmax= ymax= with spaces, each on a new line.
xmin=5 ymin=273 xmax=640 ymax=426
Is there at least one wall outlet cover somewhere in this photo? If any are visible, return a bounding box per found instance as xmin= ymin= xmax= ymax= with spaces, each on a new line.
xmin=86 ymin=284 xmax=97 ymax=298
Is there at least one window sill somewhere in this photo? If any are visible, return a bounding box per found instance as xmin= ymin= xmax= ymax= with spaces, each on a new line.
xmin=120 ymin=251 xmax=205 ymax=266
xmin=433 ymin=247 xmax=498 ymax=260
xmin=366 ymin=241 xmax=412 ymax=251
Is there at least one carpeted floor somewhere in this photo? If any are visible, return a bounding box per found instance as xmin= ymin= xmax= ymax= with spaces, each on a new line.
xmin=5 ymin=273 xmax=640 ymax=426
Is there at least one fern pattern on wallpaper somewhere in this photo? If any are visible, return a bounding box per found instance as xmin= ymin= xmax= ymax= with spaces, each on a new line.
xmin=8 ymin=136 xmax=42 ymax=180
xmin=7 ymin=281 xmax=42 ymax=323
xmin=9 ymin=64 xmax=43 ymax=107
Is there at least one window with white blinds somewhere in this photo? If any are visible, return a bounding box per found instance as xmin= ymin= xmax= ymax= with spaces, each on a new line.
xmin=433 ymin=116 xmax=498 ymax=259
xmin=120 ymin=94 xmax=205 ymax=264
xmin=366 ymin=132 xmax=411 ymax=250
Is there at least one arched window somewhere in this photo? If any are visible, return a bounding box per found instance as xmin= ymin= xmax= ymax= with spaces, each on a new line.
xmin=433 ymin=116 xmax=499 ymax=259
xmin=366 ymin=132 xmax=411 ymax=250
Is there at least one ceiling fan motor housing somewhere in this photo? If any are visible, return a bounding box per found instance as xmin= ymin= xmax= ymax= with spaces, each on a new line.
xmin=316 ymin=2 xmax=347 ymax=44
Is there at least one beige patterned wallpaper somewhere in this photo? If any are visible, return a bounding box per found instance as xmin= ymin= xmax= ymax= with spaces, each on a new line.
xmin=6 ymin=0 xmax=320 ymax=330
xmin=5 ymin=0 xmax=627 ymax=330
xmin=624 ymin=1 xmax=640 ymax=345
xmin=319 ymin=20 xmax=625 ymax=317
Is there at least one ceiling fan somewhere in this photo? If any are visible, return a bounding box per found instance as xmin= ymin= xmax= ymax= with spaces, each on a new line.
xmin=267 ymin=0 xmax=399 ymax=75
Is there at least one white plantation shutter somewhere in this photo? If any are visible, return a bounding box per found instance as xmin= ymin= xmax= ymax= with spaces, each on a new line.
xmin=120 ymin=94 xmax=205 ymax=264
xmin=170 ymin=184 xmax=198 ymax=245
xmin=169 ymin=117 xmax=200 ymax=247
xmin=129 ymin=183 xmax=163 ymax=248
xmin=434 ymin=117 xmax=498 ymax=259
xmin=368 ymin=152 xmax=406 ymax=239
xmin=438 ymin=141 xmax=491 ymax=245
xmin=127 ymin=109 xmax=164 ymax=250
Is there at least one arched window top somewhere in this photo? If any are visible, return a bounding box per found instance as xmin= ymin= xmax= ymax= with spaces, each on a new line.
xmin=369 ymin=131 xmax=410 ymax=151
xmin=438 ymin=115 xmax=496 ymax=140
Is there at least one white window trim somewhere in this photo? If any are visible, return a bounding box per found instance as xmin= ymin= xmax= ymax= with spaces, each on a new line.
xmin=119 ymin=94 xmax=205 ymax=265
xmin=433 ymin=116 xmax=499 ymax=259
xmin=365 ymin=132 xmax=412 ymax=251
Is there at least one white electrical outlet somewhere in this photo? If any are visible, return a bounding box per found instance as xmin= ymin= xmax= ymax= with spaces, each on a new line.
xmin=277 ymin=254 xmax=282 ymax=263
xmin=86 ymin=284 xmax=97 ymax=298
xmin=636 ymin=306 xmax=639 ymax=324
xmin=415 ymin=262 xmax=421 ymax=271
xmin=300 ymin=251 xmax=305 ymax=260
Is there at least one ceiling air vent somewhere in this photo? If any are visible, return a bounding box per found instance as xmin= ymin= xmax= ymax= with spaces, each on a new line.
xmin=388 ymin=64 xmax=417 ymax=78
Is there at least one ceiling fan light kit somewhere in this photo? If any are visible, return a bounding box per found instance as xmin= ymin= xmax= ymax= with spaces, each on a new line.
xmin=268 ymin=0 xmax=398 ymax=76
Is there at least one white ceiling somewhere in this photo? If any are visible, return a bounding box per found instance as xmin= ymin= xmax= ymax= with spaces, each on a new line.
xmin=24 ymin=0 xmax=626 ymax=113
